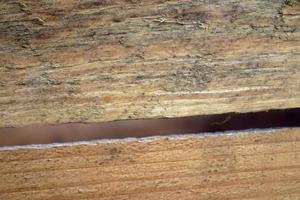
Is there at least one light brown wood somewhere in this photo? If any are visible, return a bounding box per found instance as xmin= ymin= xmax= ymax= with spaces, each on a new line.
xmin=0 ymin=127 xmax=300 ymax=199
xmin=1 ymin=0 xmax=300 ymax=127
xmin=1 ymin=1 xmax=299 ymax=199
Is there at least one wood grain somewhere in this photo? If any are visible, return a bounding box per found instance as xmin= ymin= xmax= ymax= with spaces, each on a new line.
xmin=0 ymin=0 xmax=300 ymax=127
xmin=0 ymin=127 xmax=299 ymax=199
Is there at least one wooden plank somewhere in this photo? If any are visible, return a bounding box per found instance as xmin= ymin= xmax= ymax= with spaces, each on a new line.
xmin=0 ymin=0 xmax=300 ymax=127
xmin=0 ymin=127 xmax=299 ymax=199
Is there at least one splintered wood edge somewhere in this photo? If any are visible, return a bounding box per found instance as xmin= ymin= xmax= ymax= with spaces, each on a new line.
xmin=0 ymin=127 xmax=293 ymax=150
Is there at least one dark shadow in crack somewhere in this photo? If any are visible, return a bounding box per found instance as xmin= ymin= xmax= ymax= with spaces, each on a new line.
xmin=0 ymin=108 xmax=299 ymax=146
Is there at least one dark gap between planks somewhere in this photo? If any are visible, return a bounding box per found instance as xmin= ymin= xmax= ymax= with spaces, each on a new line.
xmin=0 ymin=108 xmax=299 ymax=147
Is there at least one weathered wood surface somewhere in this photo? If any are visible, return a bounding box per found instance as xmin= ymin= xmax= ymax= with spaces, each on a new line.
xmin=1 ymin=0 xmax=300 ymax=127
xmin=0 ymin=127 xmax=299 ymax=199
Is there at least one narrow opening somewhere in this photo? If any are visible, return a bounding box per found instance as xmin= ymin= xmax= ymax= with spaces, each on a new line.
xmin=0 ymin=108 xmax=299 ymax=147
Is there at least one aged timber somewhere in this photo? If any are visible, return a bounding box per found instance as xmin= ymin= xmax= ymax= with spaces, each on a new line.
xmin=0 ymin=0 xmax=299 ymax=127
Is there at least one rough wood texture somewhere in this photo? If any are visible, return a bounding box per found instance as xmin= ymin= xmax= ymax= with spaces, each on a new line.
xmin=0 ymin=0 xmax=300 ymax=127
xmin=0 ymin=127 xmax=299 ymax=199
